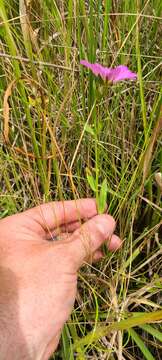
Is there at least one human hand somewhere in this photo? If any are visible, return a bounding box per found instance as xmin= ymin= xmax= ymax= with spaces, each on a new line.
xmin=0 ymin=198 xmax=121 ymax=360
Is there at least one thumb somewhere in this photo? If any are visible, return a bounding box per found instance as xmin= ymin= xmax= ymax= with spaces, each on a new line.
xmin=67 ymin=214 xmax=116 ymax=269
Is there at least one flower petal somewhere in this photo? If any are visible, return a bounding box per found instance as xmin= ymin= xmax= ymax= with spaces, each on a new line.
xmin=107 ymin=65 xmax=137 ymax=82
xmin=80 ymin=60 xmax=137 ymax=83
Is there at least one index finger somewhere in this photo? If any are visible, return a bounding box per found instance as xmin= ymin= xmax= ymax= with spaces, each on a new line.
xmin=24 ymin=198 xmax=98 ymax=233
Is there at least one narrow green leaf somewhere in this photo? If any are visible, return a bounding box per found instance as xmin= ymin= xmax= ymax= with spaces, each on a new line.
xmin=61 ymin=324 xmax=74 ymax=359
xmin=86 ymin=168 xmax=97 ymax=192
xmin=102 ymin=0 xmax=112 ymax=52
xmin=136 ymin=9 xmax=147 ymax=140
xmin=85 ymin=124 xmax=95 ymax=137
xmin=98 ymin=179 xmax=108 ymax=214
xmin=73 ymin=310 xmax=162 ymax=349
xmin=140 ymin=324 xmax=162 ymax=343
xmin=129 ymin=328 xmax=155 ymax=360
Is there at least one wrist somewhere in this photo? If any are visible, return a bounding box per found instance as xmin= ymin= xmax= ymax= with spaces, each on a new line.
xmin=0 ymin=306 xmax=36 ymax=360
xmin=0 ymin=326 xmax=34 ymax=360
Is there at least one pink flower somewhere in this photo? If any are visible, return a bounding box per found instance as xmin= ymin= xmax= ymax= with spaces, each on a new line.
xmin=80 ymin=60 xmax=137 ymax=83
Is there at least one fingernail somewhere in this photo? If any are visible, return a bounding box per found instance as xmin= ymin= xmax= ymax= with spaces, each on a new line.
xmin=96 ymin=215 xmax=116 ymax=238
xmin=108 ymin=235 xmax=122 ymax=251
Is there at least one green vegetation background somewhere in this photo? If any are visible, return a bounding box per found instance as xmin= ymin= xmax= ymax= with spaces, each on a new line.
xmin=0 ymin=1 xmax=161 ymax=359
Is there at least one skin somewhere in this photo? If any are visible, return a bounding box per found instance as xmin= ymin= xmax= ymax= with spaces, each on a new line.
xmin=0 ymin=198 xmax=121 ymax=360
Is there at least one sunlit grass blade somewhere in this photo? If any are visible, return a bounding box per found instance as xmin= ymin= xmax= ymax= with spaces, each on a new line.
xmin=73 ymin=311 xmax=162 ymax=350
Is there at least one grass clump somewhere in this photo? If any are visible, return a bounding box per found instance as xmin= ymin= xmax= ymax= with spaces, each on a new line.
xmin=0 ymin=0 xmax=162 ymax=359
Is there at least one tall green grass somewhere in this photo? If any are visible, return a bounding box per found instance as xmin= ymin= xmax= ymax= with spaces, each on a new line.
xmin=0 ymin=0 xmax=162 ymax=359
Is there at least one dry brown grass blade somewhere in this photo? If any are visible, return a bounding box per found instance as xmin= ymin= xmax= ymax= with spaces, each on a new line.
xmin=13 ymin=146 xmax=55 ymax=159
xmin=46 ymin=118 xmax=79 ymax=197
xmin=19 ymin=0 xmax=39 ymax=53
xmin=19 ymin=0 xmax=30 ymax=42
xmin=3 ymin=79 xmax=16 ymax=143
xmin=143 ymin=107 xmax=162 ymax=183
xmin=155 ymin=172 xmax=162 ymax=193
xmin=139 ymin=195 xmax=162 ymax=212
